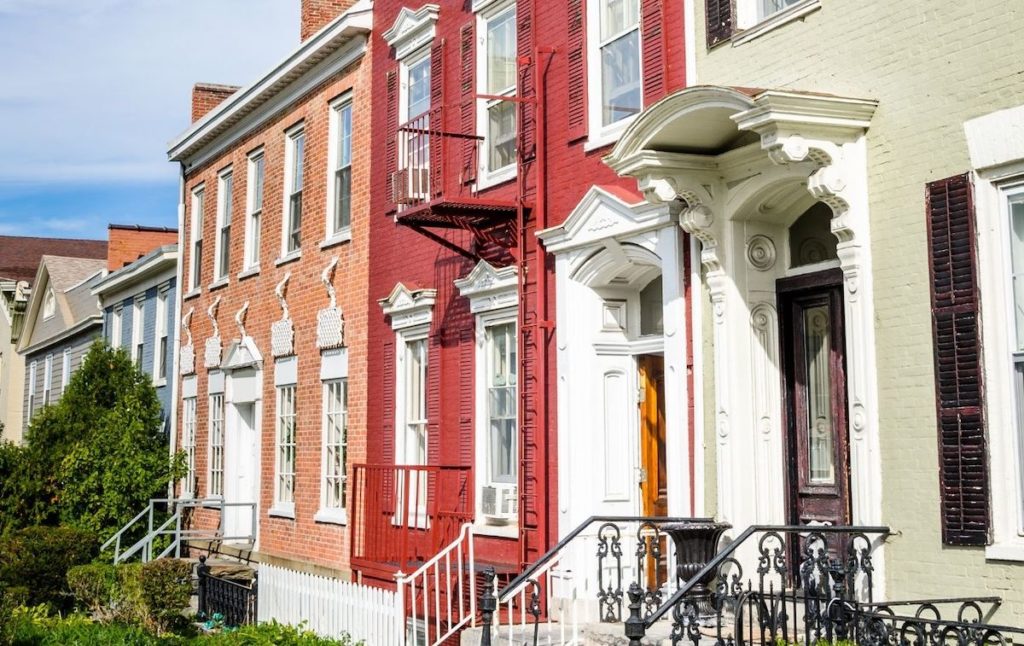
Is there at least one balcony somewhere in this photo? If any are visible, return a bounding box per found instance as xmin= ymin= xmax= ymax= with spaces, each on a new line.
xmin=350 ymin=463 xmax=472 ymax=578
xmin=390 ymin=110 xmax=519 ymax=239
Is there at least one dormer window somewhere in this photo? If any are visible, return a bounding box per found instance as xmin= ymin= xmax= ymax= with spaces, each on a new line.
xmin=42 ymin=289 xmax=55 ymax=319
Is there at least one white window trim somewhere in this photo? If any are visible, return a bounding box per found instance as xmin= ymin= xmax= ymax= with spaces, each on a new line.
xmin=316 ymin=369 xmax=349 ymax=525
xmin=400 ymin=47 xmax=432 ymax=125
xmin=279 ymin=123 xmax=306 ymax=263
xmin=242 ymin=148 xmax=264 ymax=276
xmin=61 ymin=349 xmax=71 ymax=394
xmin=584 ymin=0 xmax=642 ymax=152
xmin=383 ymin=4 xmax=439 ymax=60
xmin=154 ymin=284 xmax=169 ymax=385
xmin=324 ymin=94 xmax=354 ymax=247
xmin=189 ymin=185 xmax=205 ymax=294
xmin=181 ymin=395 xmax=198 ymax=498
xmin=27 ymin=360 xmax=36 ymax=421
xmin=42 ymin=289 xmax=55 ymax=320
xmin=111 ymin=304 xmax=123 ymax=348
xmin=208 ymin=392 xmax=225 ymax=498
xmin=43 ymin=353 xmax=53 ymax=407
xmin=270 ymin=357 xmax=298 ymax=518
xmin=455 ymin=260 xmax=519 ymax=536
xmin=212 ymin=166 xmax=234 ymax=285
xmin=474 ymin=0 xmax=518 ymax=191
xmin=395 ymin=326 xmax=429 ymax=466
xmin=131 ymin=295 xmax=145 ymax=367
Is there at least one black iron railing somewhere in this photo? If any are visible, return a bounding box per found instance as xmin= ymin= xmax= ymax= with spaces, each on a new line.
xmin=197 ymin=556 xmax=257 ymax=627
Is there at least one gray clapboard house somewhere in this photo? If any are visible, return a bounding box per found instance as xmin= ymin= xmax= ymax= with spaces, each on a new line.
xmin=16 ymin=255 xmax=108 ymax=433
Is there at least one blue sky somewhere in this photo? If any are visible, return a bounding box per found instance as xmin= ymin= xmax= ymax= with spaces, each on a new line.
xmin=0 ymin=0 xmax=300 ymax=239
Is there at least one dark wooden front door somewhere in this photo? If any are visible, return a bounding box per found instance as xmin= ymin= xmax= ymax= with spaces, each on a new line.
xmin=779 ymin=272 xmax=851 ymax=527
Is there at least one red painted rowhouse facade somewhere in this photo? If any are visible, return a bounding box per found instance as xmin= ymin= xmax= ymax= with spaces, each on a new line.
xmin=361 ymin=0 xmax=694 ymax=586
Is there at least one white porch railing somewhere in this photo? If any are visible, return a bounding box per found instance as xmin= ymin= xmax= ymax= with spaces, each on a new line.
xmin=258 ymin=564 xmax=403 ymax=644
xmin=396 ymin=522 xmax=477 ymax=646
xmin=100 ymin=497 xmax=256 ymax=563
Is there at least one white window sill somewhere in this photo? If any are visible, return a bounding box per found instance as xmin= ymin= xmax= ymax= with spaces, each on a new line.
xmin=154 ymin=378 xmax=167 ymax=388
xmin=183 ymin=288 xmax=202 ymax=301
xmin=314 ymin=508 xmax=348 ymax=526
xmin=268 ymin=504 xmax=295 ymax=519
xmin=732 ymin=0 xmax=821 ymax=47
xmin=320 ymin=230 xmax=352 ymax=250
xmin=473 ymin=520 xmax=518 ymax=539
xmin=238 ymin=266 xmax=260 ymax=280
xmin=208 ymin=278 xmax=230 ymax=291
xmin=986 ymin=541 xmax=1024 ymax=562
xmin=275 ymin=252 xmax=302 ymax=267
xmin=584 ymin=117 xmax=635 ymax=153
xmin=475 ymin=165 xmax=516 ymax=192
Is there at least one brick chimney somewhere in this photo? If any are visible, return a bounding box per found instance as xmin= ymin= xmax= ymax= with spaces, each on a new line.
xmin=107 ymin=225 xmax=178 ymax=271
xmin=301 ymin=0 xmax=356 ymax=41
xmin=191 ymin=83 xmax=241 ymax=123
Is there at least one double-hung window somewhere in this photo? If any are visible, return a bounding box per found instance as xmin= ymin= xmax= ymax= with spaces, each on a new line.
xmin=209 ymin=393 xmax=225 ymax=497
xmin=111 ymin=304 xmax=123 ymax=348
xmin=132 ymin=296 xmax=144 ymax=366
xmin=283 ymin=127 xmax=305 ymax=256
xmin=276 ymin=384 xmax=297 ymax=508
xmin=1005 ymin=187 xmax=1024 ymax=536
xmin=215 ymin=168 xmax=233 ymax=282
xmin=399 ymin=54 xmax=431 ymax=200
xmin=43 ymin=354 xmax=53 ymax=407
xmin=402 ymin=337 xmax=428 ymax=467
xmin=182 ymin=396 xmax=197 ymax=497
xmin=586 ymin=0 xmax=641 ymax=146
xmin=477 ymin=2 xmax=517 ymax=185
xmin=485 ymin=321 xmax=517 ymax=487
xmin=155 ymin=285 xmax=169 ymax=383
xmin=328 ymin=99 xmax=353 ymax=239
xmin=27 ymin=361 xmax=36 ymax=421
xmin=244 ymin=151 xmax=264 ymax=271
xmin=190 ymin=186 xmax=205 ymax=291
xmin=61 ymin=349 xmax=71 ymax=394
xmin=323 ymin=379 xmax=348 ymax=511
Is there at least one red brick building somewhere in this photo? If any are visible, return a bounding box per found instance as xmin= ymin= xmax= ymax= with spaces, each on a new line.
xmin=360 ymin=0 xmax=695 ymax=591
xmin=167 ymin=0 xmax=372 ymax=575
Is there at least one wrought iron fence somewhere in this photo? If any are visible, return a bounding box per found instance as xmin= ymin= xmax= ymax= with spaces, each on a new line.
xmin=197 ymin=556 xmax=258 ymax=628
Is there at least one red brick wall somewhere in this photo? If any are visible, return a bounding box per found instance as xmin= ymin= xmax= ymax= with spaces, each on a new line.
xmin=366 ymin=0 xmax=691 ymax=570
xmin=191 ymin=83 xmax=241 ymax=123
xmin=107 ymin=226 xmax=177 ymax=271
xmin=301 ymin=0 xmax=357 ymax=41
xmin=177 ymin=49 xmax=371 ymax=573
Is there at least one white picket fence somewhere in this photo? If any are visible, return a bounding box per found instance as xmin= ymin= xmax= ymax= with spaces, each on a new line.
xmin=258 ymin=563 xmax=403 ymax=645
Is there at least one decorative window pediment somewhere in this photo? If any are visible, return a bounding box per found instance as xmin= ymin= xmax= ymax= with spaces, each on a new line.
xmin=317 ymin=258 xmax=345 ymax=350
xmin=383 ymin=4 xmax=439 ymax=59
xmin=379 ymin=282 xmax=436 ymax=331
xmin=537 ymin=185 xmax=675 ymax=253
xmin=454 ymin=261 xmax=517 ymax=313
xmin=204 ymin=296 xmax=223 ymax=368
xmin=272 ymin=273 xmax=295 ymax=357
xmin=180 ymin=308 xmax=196 ymax=375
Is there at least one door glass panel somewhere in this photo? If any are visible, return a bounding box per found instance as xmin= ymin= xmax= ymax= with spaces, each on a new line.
xmin=803 ymin=304 xmax=835 ymax=485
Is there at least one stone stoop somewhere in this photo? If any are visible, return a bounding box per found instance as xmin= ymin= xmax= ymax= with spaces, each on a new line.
xmin=458 ymin=618 xmax=686 ymax=646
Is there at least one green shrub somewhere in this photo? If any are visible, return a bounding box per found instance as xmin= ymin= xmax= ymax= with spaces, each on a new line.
xmin=140 ymin=559 xmax=193 ymax=634
xmin=67 ymin=563 xmax=118 ymax=619
xmin=116 ymin=562 xmax=148 ymax=625
xmin=0 ymin=526 xmax=98 ymax=611
xmin=198 ymin=620 xmax=360 ymax=645
xmin=5 ymin=611 xmax=178 ymax=646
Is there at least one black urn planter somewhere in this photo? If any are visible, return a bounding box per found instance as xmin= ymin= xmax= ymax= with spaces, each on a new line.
xmin=660 ymin=520 xmax=731 ymax=614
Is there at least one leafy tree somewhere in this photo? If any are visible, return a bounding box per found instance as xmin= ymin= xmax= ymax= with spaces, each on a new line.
xmin=0 ymin=342 xmax=183 ymax=539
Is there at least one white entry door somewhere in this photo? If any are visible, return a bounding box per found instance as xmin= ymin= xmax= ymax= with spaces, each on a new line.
xmin=224 ymin=400 xmax=258 ymax=543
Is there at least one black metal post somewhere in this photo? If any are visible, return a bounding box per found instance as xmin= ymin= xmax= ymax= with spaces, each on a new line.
xmin=479 ymin=566 xmax=496 ymax=646
xmin=197 ymin=555 xmax=209 ymax=618
xmin=625 ymin=583 xmax=647 ymax=646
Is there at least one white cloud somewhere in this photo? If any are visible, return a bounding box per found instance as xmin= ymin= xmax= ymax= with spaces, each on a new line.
xmin=0 ymin=0 xmax=300 ymax=185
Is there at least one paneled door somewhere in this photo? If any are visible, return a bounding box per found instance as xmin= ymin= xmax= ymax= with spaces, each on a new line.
xmin=779 ymin=272 xmax=851 ymax=528
xmin=638 ymin=355 xmax=667 ymax=518
xmin=224 ymin=401 xmax=258 ymax=543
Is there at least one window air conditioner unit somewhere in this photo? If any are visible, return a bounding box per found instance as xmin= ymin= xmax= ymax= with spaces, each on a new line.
xmin=391 ymin=168 xmax=430 ymax=205
xmin=481 ymin=484 xmax=517 ymax=524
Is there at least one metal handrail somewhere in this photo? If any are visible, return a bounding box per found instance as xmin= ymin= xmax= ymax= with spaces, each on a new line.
xmin=497 ymin=515 xmax=712 ymax=602
xmin=642 ymin=523 xmax=891 ymax=627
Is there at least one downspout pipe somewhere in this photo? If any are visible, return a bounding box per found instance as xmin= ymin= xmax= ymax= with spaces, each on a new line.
xmin=168 ymin=160 xmax=187 ymax=500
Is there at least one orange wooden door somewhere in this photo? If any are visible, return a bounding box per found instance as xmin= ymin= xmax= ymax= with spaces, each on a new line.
xmin=638 ymin=355 xmax=667 ymax=518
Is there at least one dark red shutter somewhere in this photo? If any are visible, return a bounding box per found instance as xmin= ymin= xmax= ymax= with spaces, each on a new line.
xmin=566 ymin=0 xmax=587 ymax=142
xmin=705 ymin=0 xmax=732 ymax=48
xmin=427 ymin=332 xmax=442 ymax=463
xmin=459 ymin=23 xmax=477 ymax=185
xmin=385 ymin=70 xmax=398 ymax=209
xmin=381 ymin=342 xmax=395 ymax=463
xmin=430 ymin=40 xmax=445 ymax=198
xmin=459 ymin=329 xmax=475 ymax=469
xmin=517 ymin=0 xmax=535 ymax=160
xmin=926 ymin=173 xmax=990 ymax=546
xmin=641 ymin=0 xmax=666 ymax=104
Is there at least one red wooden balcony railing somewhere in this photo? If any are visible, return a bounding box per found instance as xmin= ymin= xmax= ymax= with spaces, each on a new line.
xmin=350 ymin=464 xmax=473 ymax=575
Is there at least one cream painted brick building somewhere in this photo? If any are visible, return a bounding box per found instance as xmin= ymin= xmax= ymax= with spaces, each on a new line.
xmin=688 ymin=0 xmax=1024 ymax=617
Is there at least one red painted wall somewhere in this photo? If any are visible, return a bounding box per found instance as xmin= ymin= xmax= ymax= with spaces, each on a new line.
xmin=366 ymin=0 xmax=690 ymax=574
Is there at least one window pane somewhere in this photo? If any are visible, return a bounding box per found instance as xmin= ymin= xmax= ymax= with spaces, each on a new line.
xmin=487 ymin=9 xmax=517 ymax=94
xmin=252 ymin=156 xmax=265 ymax=210
xmin=487 ymin=323 xmax=517 ymax=484
xmin=292 ymin=133 xmax=305 ymax=192
xmin=488 ymin=101 xmax=516 ymax=170
xmin=222 ymin=174 xmax=233 ymax=226
xmin=250 ymin=211 xmax=261 ymax=266
xmin=760 ymin=0 xmax=801 ymax=19
xmin=334 ymin=167 xmax=351 ymax=231
xmin=408 ymin=57 xmax=431 ymax=119
xmin=803 ymin=305 xmax=835 ymax=485
xmin=338 ymin=105 xmax=352 ymax=168
xmin=601 ymin=0 xmax=639 ymax=40
xmin=1010 ymin=194 xmax=1024 ymax=350
xmin=601 ymin=30 xmax=641 ymax=126
xmin=289 ymin=192 xmax=303 ymax=252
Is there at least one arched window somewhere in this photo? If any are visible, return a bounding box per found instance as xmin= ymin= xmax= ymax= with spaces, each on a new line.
xmin=43 ymin=289 xmax=56 ymax=319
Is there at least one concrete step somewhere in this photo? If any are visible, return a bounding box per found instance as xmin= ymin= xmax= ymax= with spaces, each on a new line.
xmin=459 ymin=618 xmax=687 ymax=646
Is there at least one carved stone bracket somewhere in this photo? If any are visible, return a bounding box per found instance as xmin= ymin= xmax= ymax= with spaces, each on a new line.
xmin=272 ymin=273 xmax=294 ymax=357
xmin=235 ymin=301 xmax=250 ymax=339
xmin=317 ymin=257 xmax=345 ymax=350
xmin=204 ymin=296 xmax=222 ymax=368
xmin=179 ymin=308 xmax=195 ymax=375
